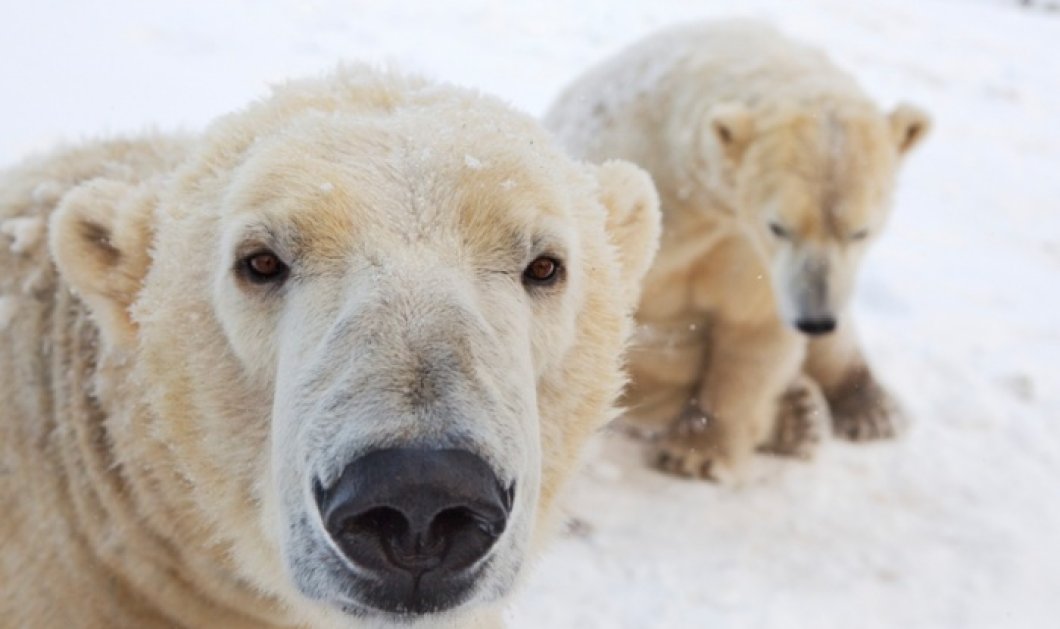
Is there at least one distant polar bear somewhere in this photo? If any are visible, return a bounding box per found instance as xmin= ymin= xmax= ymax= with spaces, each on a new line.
xmin=0 ymin=67 xmax=660 ymax=628
xmin=546 ymin=20 xmax=930 ymax=479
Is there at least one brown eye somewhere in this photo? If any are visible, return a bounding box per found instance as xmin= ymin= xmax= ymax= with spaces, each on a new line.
xmin=241 ymin=251 xmax=289 ymax=284
xmin=523 ymin=256 xmax=562 ymax=286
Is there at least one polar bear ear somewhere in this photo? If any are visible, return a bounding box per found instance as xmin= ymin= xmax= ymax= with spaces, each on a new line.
xmin=593 ymin=160 xmax=662 ymax=304
xmin=889 ymin=103 xmax=931 ymax=155
xmin=49 ymin=179 xmax=155 ymax=350
xmin=708 ymin=103 xmax=754 ymax=160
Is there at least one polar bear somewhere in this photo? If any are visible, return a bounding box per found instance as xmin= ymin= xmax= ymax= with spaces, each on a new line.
xmin=545 ymin=20 xmax=930 ymax=479
xmin=0 ymin=67 xmax=660 ymax=628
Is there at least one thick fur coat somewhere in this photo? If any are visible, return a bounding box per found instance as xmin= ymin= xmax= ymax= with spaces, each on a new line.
xmin=0 ymin=68 xmax=660 ymax=627
xmin=546 ymin=20 xmax=929 ymax=479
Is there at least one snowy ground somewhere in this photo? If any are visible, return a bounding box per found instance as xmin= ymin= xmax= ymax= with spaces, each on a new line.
xmin=3 ymin=1 xmax=1058 ymax=627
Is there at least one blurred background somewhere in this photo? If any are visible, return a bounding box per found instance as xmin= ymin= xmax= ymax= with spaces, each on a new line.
xmin=2 ymin=1 xmax=1057 ymax=627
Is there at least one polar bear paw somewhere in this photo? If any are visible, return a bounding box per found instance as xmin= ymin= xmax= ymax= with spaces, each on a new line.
xmin=829 ymin=367 xmax=904 ymax=441
xmin=650 ymin=409 xmax=729 ymax=481
xmin=760 ymin=375 xmax=829 ymax=458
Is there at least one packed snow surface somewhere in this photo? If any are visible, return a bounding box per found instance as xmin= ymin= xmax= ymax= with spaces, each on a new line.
xmin=2 ymin=1 xmax=1057 ymax=627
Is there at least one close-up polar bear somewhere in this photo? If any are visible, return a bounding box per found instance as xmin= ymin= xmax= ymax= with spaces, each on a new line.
xmin=546 ymin=20 xmax=930 ymax=480
xmin=0 ymin=67 xmax=660 ymax=628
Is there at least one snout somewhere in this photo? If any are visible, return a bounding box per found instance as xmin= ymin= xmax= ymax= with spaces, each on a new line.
xmin=314 ymin=448 xmax=513 ymax=615
xmin=795 ymin=316 xmax=837 ymax=335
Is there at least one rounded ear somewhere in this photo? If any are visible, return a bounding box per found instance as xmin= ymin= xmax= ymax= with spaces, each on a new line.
xmin=889 ymin=103 xmax=931 ymax=155
xmin=708 ymin=103 xmax=754 ymax=160
xmin=49 ymin=178 xmax=156 ymax=350
xmin=593 ymin=160 xmax=662 ymax=305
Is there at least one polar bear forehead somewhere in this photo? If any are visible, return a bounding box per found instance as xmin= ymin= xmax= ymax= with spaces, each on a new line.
xmin=195 ymin=66 xmax=580 ymax=209
xmin=746 ymin=105 xmax=898 ymax=237
xmin=217 ymin=110 xmax=583 ymax=270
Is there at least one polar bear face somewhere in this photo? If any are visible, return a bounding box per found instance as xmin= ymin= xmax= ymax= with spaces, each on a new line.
xmin=711 ymin=102 xmax=929 ymax=334
xmin=210 ymin=114 xmax=596 ymax=617
xmin=212 ymin=123 xmax=561 ymax=615
xmin=48 ymin=71 xmax=659 ymax=626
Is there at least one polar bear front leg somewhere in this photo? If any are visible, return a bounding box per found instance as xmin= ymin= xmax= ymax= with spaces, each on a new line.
xmin=653 ymin=318 xmax=804 ymax=480
xmin=804 ymin=316 xmax=903 ymax=441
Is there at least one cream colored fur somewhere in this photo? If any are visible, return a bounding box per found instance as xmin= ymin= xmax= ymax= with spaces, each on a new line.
xmin=0 ymin=67 xmax=660 ymax=627
xmin=546 ymin=20 xmax=930 ymax=479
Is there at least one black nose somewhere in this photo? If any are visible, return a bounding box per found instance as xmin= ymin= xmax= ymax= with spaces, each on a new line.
xmin=315 ymin=448 xmax=512 ymax=614
xmin=795 ymin=317 xmax=837 ymax=335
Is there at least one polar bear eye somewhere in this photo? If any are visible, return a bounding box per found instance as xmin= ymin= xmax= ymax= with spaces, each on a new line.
xmin=850 ymin=228 xmax=870 ymax=241
xmin=768 ymin=222 xmax=790 ymax=239
xmin=240 ymin=250 xmax=289 ymax=284
xmin=523 ymin=256 xmax=563 ymax=287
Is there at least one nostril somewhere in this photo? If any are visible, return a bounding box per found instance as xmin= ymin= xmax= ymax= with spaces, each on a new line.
xmin=430 ymin=507 xmax=477 ymax=541
xmin=328 ymin=506 xmax=412 ymax=569
xmin=344 ymin=506 xmax=409 ymax=541
xmin=430 ymin=505 xmax=505 ymax=541
xmin=424 ymin=505 xmax=505 ymax=573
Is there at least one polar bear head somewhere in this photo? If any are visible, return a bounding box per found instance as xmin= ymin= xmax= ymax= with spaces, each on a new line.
xmin=49 ymin=69 xmax=659 ymax=625
xmin=706 ymin=100 xmax=929 ymax=334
